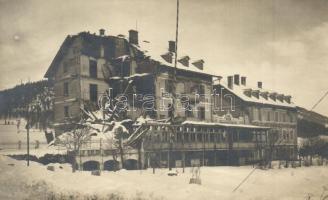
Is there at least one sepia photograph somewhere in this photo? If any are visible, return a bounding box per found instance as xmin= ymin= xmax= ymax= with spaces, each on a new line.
xmin=0 ymin=0 xmax=327 ymax=199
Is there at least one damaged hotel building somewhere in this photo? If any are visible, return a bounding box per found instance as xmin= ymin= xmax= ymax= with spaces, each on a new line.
xmin=44 ymin=29 xmax=297 ymax=169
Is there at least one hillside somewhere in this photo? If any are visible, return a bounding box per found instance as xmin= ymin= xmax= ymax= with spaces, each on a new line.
xmin=0 ymin=80 xmax=54 ymax=129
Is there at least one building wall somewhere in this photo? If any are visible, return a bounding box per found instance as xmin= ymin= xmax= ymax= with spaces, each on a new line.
xmin=212 ymin=85 xmax=298 ymax=160
xmin=155 ymin=72 xmax=212 ymax=121
xmin=53 ymin=39 xmax=82 ymax=123
xmin=53 ymin=100 xmax=81 ymax=123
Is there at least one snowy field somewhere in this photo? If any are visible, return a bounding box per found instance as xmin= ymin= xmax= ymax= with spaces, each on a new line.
xmin=0 ymin=155 xmax=327 ymax=200
xmin=0 ymin=119 xmax=68 ymax=157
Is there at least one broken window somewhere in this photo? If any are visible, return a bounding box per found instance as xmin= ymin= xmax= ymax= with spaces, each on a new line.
xmin=89 ymin=84 xmax=98 ymax=102
xmin=64 ymin=106 xmax=69 ymax=118
xmin=63 ymin=82 xmax=69 ymax=96
xmin=89 ymin=60 xmax=97 ymax=78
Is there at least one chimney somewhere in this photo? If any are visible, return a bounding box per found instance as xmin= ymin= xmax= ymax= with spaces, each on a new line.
xmin=99 ymin=28 xmax=105 ymax=36
xmin=169 ymin=41 xmax=176 ymax=53
xmin=178 ymin=56 xmax=190 ymax=67
xmin=241 ymin=76 xmax=246 ymax=86
xmin=192 ymin=59 xmax=204 ymax=70
xmin=129 ymin=30 xmax=138 ymax=45
xmin=234 ymin=74 xmax=240 ymax=85
xmin=227 ymin=76 xmax=233 ymax=89
xmin=257 ymin=81 xmax=262 ymax=89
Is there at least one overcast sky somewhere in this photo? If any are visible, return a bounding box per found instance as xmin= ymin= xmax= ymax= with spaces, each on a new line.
xmin=0 ymin=0 xmax=328 ymax=115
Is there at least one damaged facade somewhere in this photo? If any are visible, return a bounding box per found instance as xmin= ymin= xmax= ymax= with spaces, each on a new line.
xmin=44 ymin=29 xmax=298 ymax=169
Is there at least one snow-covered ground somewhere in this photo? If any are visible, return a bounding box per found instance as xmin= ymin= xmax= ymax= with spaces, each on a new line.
xmin=0 ymin=119 xmax=67 ymax=157
xmin=0 ymin=155 xmax=327 ymax=200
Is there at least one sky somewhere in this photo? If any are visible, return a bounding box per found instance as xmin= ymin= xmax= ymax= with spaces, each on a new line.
xmin=0 ymin=0 xmax=327 ymax=116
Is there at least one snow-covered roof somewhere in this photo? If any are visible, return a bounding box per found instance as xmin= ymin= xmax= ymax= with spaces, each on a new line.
xmin=132 ymin=41 xmax=221 ymax=77
xmin=214 ymin=80 xmax=296 ymax=108
xmin=182 ymin=120 xmax=270 ymax=129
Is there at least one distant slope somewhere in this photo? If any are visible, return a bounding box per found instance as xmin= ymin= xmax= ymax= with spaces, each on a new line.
xmin=0 ymin=80 xmax=54 ymax=129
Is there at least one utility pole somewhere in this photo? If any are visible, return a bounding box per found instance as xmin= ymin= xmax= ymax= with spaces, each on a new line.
xmin=168 ymin=0 xmax=180 ymax=172
xmin=26 ymin=105 xmax=30 ymax=167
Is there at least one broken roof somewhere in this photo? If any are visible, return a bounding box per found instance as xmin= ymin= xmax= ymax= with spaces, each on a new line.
xmin=131 ymin=41 xmax=221 ymax=78
xmin=44 ymin=32 xmax=127 ymax=78
xmin=45 ymin=31 xmax=222 ymax=79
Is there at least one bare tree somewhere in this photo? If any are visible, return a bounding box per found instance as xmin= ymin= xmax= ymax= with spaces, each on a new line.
xmin=55 ymin=124 xmax=94 ymax=172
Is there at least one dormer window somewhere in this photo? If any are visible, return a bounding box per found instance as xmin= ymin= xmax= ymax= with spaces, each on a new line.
xmin=243 ymin=89 xmax=252 ymax=97
xmin=178 ymin=56 xmax=190 ymax=67
xmin=161 ymin=52 xmax=173 ymax=63
xmin=192 ymin=59 xmax=204 ymax=70
xmin=284 ymin=95 xmax=292 ymax=104
xmin=251 ymin=90 xmax=260 ymax=99
xmin=269 ymin=92 xmax=277 ymax=101
xmin=260 ymin=91 xmax=269 ymax=100
xmin=277 ymin=94 xmax=284 ymax=102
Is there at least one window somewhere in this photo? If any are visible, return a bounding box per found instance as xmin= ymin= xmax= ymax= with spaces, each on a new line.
xmin=197 ymin=134 xmax=203 ymax=142
xmin=199 ymin=85 xmax=205 ymax=94
xmin=72 ymin=47 xmax=79 ymax=55
xmin=63 ymin=82 xmax=69 ymax=96
xmin=63 ymin=62 xmax=68 ymax=73
xmin=198 ymin=107 xmax=205 ymax=120
xmin=253 ymin=108 xmax=259 ymax=121
xmin=165 ymin=80 xmax=173 ymax=93
xmin=290 ymin=130 xmax=294 ymax=141
xmin=185 ymin=104 xmax=194 ymax=118
xmin=177 ymin=82 xmax=185 ymax=93
xmin=282 ymin=113 xmax=286 ymax=122
xmin=89 ymin=84 xmax=98 ymax=102
xmin=89 ymin=60 xmax=97 ymax=78
xmin=64 ymin=106 xmax=69 ymax=117
xmin=274 ymin=111 xmax=279 ymax=122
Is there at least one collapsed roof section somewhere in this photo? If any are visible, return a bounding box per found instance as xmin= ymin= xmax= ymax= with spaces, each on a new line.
xmin=130 ymin=40 xmax=222 ymax=78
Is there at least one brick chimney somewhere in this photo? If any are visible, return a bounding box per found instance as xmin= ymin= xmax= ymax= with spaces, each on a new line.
xmin=234 ymin=74 xmax=240 ymax=85
xmin=257 ymin=81 xmax=262 ymax=89
xmin=241 ymin=76 xmax=246 ymax=86
xmin=192 ymin=59 xmax=204 ymax=70
xmin=129 ymin=30 xmax=138 ymax=45
xmin=227 ymin=76 xmax=233 ymax=89
xmin=169 ymin=41 xmax=176 ymax=53
xmin=99 ymin=29 xmax=105 ymax=36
